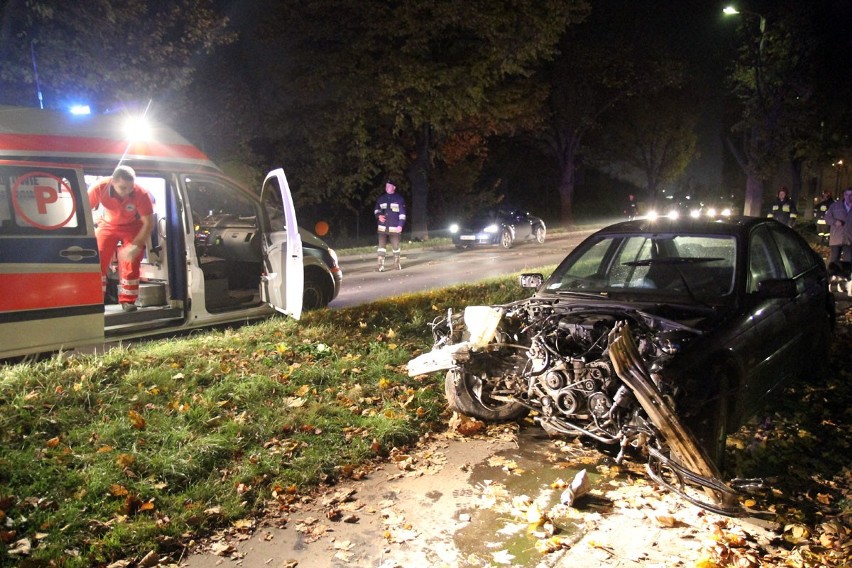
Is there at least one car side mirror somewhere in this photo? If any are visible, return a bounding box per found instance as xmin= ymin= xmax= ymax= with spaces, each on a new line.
xmin=520 ymin=273 xmax=544 ymax=289
xmin=754 ymin=278 xmax=797 ymax=298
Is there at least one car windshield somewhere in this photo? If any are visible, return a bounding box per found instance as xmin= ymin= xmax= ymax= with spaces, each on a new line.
xmin=545 ymin=234 xmax=737 ymax=300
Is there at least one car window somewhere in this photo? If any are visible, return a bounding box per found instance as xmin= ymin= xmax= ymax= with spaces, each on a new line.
xmin=748 ymin=226 xmax=785 ymax=292
xmin=547 ymin=234 xmax=736 ymax=298
xmin=770 ymin=226 xmax=817 ymax=278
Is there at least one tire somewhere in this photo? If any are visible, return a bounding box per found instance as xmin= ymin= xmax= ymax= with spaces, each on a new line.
xmin=302 ymin=272 xmax=330 ymax=311
xmin=533 ymin=225 xmax=546 ymax=244
xmin=689 ymin=368 xmax=731 ymax=468
xmin=499 ymin=230 xmax=513 ymax=249
xmin=444 ymin=369 xmax=529 ymax=422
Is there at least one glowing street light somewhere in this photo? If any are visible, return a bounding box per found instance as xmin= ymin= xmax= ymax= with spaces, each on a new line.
xmin=723 ymin=5 xmax=765 ymax=34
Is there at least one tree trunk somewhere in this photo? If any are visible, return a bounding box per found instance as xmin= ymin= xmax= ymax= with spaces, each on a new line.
xmin=743 ymin=172 xmax=764 ymax=217
xmin=557 ymin=156 xmax=576 ymax=228
xmin=790 ymin=158 xmax=803 ymax=216
xmin=408 ymin=124 xmax=431 ymax=240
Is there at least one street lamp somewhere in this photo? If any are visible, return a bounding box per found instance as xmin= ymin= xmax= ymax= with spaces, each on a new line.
xmin=723 ymin=6 xmax=765 ymax=35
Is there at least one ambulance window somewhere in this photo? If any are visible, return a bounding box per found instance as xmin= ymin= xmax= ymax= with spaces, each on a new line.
xmin=262 ymin=177 xmax=287 ymax=233
xmin=182 ymin=175 xmax=258 ymax=222
xmin=0 ymin=166 xmax=84 ymax=234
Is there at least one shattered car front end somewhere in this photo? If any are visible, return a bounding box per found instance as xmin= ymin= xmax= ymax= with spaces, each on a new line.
xmin=408 ymin=218 xmax=834 ymax=515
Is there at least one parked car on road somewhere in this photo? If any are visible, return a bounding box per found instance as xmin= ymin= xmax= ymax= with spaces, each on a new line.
xmin=408 ymin=216 xmax=834 ymax=513
xmin=450 ymin=209 xmax=546 ymax=249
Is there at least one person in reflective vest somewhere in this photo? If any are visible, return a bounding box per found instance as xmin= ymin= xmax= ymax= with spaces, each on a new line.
xmin=88 ymin=165 xmax=154 ymax=311
xmin=814 ymin=190 xmax=834 ymax=243
xmin=767 ymin=187 xmax=798 ymax=227
xmin=374 ymin=178 xmax=406 ymax=271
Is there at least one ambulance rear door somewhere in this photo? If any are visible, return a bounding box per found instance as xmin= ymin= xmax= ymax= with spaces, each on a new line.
xmin=0 ymin=161 xmax=104 ymax=358
xmin=259 ymin=169 xmax=303 ymax=320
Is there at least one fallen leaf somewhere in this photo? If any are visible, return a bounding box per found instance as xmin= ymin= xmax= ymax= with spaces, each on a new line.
xmin=128 ymin=410 xmax=146 ymax=430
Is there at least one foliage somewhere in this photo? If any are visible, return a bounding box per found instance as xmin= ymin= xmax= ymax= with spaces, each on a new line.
xmin=255 ymin=0 xmax=590 ymax=237
xmin=522 ymin=1 xmax=687 ymax=226
xmin=0 ymin=276 xmax=527 ymax=566
xmin=724 ymin=1 xmax=852 ymax=214
xmin=598 ymin=88 xmax=699 ymax=203
xmin=0 ymin=0 xmax=235 ymax=116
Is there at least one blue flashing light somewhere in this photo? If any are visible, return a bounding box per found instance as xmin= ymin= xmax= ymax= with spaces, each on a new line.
xmin=69 ymin=105 xmax=91 ymax=115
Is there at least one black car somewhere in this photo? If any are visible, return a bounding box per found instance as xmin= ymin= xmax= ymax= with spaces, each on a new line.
xmin=408 ymin=216 xmax=834 ymax=513
xmin=450 ymin=209 xmax=546 ymax=249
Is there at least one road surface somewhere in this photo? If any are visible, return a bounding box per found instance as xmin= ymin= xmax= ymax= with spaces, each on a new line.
xmin=329 ymin=227 xmax=599 ymax=309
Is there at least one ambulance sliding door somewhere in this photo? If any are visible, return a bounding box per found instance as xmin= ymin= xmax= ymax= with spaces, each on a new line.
xmin=0 ymin=163 xmax=104 ymax=359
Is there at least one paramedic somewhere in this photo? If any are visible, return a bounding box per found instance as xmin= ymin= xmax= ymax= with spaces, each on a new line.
xmin=88 ymin=165 xmax=154 ymax=311
xmin=374 ymin=178 xmax=406 ymax=271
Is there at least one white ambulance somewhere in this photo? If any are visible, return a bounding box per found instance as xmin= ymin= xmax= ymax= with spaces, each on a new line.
xmin=0 ymin=106 xmax=341 ymax=360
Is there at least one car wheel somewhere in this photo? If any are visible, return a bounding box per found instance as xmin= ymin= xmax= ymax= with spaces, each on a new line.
xmin=445 ymin=369 xmax=529 ymax=422
xmin=534 ymin=225 xmax=546 ymax=244
xmin=302 ymin=271 xmax=330 ymax=311
xmin=455 ymin=244 xmax=467 ymax=250
xmin=499 ymin=230 xmax=513 ymax=249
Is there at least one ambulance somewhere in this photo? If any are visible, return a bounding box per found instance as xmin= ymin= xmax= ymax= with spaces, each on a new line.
xmin=0 ymin=105 xmax=341 ymax=360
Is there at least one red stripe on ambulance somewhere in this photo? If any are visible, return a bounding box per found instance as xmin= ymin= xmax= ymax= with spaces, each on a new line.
xmin=0 ymin=133 xmax=209 ymax=161
xmin=0 ymin=273 xmax=103 ymax=311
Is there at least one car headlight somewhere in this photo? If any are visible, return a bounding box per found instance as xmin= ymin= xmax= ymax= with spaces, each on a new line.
xmin=449 ymin=223 xmax=459 ymax=233
xmin=705 ymin=207 xmax=717 ymax=217
xmin=721 ymin=208 xmax=732 ymax=216
xmin=689 ymin=209 xmax=701 ymax=218
xmin=667 ymin=210 xmax=679 ymax=220
xmin=483 ymin=224 xmax=498 ymax=233
xmin=647 ymin=210 xmax=659 ymax=221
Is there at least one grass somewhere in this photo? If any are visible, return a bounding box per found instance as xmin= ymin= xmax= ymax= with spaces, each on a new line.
xmin=0 ymin=275 xmax=530 ymax=567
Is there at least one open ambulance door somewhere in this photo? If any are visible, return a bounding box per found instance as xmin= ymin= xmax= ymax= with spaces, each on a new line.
xmin=259 ymin=169 xmax=303 ymax=320
xmin=0 ymin=162 xmax=104 ymax=359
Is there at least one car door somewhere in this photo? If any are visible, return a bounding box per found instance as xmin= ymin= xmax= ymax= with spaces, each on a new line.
xmin=0 ymin=162 xmax=104 ymax=358
xmin=769 ymin=225 xmax=830 ymax=368
xmin=739 ymin=225 xmax=796 ymax=411
xmin=259 ymin=169 xmax=303 ymax=320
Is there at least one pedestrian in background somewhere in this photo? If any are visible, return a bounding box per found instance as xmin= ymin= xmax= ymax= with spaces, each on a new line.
xmin=624 ymin=193 xmax=638 ymax=220
xmin=767 ymin=186 xmax=798 ymax=227
xmin=824 ymin=187 xmax=852 ymax=267
xmin=88 ymin=165 xmax=154 ymax=311
xmin=814 ymin=189 xmax=834 ymax=244
xmin=374 ymin=178 xmax=406 ymax=272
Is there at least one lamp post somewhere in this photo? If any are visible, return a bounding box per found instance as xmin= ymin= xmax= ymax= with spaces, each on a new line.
xmin=723 ymin=5 xmax=767 ymax=94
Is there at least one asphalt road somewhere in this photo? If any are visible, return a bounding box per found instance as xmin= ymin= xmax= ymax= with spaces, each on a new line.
xmin=328 ymin=226 xmax=601 ymax=309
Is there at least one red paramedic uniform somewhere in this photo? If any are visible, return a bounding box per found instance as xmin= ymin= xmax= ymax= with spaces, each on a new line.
xmin=88 ymin=180 xmax=154 ymax=305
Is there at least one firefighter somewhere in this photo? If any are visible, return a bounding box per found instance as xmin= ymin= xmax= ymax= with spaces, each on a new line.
xmin=814 ymin=189 xmax=834 ymax=244
xmin=767 ymin=186 xmax=798 ymax=227
xmin=374 ymin=178 xmax=406 ymax=271
xmin=88 ymin=165 xmax=154 ymax=311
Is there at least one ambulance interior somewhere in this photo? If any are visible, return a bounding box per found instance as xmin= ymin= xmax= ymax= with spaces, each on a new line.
xmin=86 ymin=172 xmax=268 ymax=323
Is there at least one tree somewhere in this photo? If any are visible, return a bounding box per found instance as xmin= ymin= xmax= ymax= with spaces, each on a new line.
xmin=724 ymin=2 xmax=828 ymax=217
xmin=0 ymin=0 xmax=235 ymax=117
xmin=601 ymin=90 xmax=698 ymax=204
xmin=260 ymin=0 xmax=589 ymax=239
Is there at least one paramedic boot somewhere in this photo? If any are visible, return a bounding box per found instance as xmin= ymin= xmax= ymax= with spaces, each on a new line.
xmin=377 ymin=255 xmax=385 ymax=272
xmin=394 ymin=253 xmax=402 ymax=270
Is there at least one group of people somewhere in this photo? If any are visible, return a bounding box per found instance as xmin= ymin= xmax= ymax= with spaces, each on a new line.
xmin=768 ymin=185 xmax=852 ymax=275
xmin=90 ymin=165 xmax=851 ymax=307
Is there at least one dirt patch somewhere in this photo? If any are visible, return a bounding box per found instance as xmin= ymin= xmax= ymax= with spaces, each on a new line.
xmin=182 ymin=423 xmax=786 ymax=568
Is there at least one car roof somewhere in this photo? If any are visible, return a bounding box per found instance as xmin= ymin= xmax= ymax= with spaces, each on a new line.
xmin=596 ymin=216 xmax=768 ymax=238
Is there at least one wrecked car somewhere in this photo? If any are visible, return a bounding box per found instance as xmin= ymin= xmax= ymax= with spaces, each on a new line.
xmin=408 ymin=217 xmax=834 ymax=514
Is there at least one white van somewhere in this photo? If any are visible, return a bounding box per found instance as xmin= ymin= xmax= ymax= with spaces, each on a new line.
xmin=0 ymin=106 xmax=341 ymax=359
